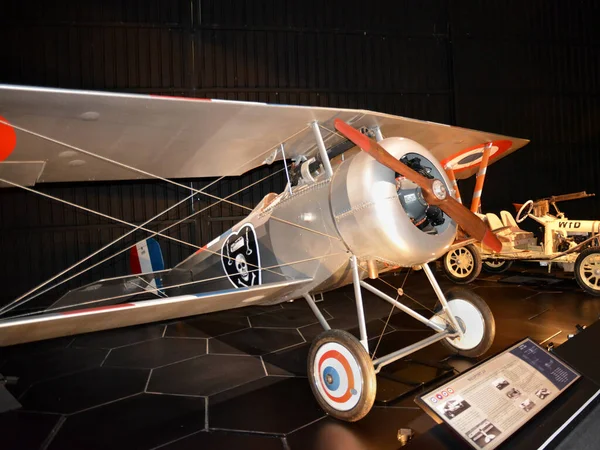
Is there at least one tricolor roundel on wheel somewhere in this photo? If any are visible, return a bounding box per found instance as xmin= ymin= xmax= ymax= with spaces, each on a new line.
xmin=441 ymin=140 xmax=512 ymax=174
xmin=313 ymin=342 xmax=363 ymax=411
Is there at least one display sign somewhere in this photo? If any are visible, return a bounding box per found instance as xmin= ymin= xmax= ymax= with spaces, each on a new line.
xmin=416 ymin=338 xmax=580 ymax=449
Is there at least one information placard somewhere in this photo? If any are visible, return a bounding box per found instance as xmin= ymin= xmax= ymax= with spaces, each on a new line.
xmin=416 ymin=338 xmax=580 ymax=449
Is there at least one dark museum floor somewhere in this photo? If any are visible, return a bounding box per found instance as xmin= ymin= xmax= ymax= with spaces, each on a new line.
xmin=1 ymin=263 xmax=599 ymax=450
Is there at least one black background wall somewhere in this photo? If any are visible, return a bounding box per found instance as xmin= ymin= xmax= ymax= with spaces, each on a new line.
xmin=0 ymin=0 xmax=598 ymax=308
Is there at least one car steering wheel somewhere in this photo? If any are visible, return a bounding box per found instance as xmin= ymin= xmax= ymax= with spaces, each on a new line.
xmin=516 ymin=200 xmax=534 ymax=223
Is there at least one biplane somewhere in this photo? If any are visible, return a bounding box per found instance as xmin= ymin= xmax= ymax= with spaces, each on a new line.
xmin=0 ymin=85 xmax=529 ymax=421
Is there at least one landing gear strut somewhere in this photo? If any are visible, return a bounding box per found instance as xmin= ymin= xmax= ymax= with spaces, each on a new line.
xmin=305 ymin=256 xmax=495 ymax=421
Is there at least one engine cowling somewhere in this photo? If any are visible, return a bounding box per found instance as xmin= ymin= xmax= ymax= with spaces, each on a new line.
xmin=329 ymin=137 xmax=457 ymax=266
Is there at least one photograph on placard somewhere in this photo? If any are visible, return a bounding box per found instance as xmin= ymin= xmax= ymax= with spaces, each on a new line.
xmin=519 ymin=399 xmax=536 ymax=412
xmin=506 ymin=387 xmax=521 ymax=399
xmin=438 ymin=395 xmax=471 ymax=420
xmin=492 ymin=377 xmax=510 ymax=391
xmin=535 ymin=388 xmax=551 ymax=400
xmin=466 ymin=419 xmax=502 ymax=448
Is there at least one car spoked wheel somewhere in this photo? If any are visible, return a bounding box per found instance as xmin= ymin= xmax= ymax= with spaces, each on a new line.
xmin=575 ymin=247 xmax=600 ymax=296
xmin=442 ymin=244 xmax=482 ymax=284
xmin=482 ymin=259 xmax=513 ymax=274
xmin=307 ymin=329 xmax=376 ymax=422
xmin=431 ymin=288 xmax=495 ymax=358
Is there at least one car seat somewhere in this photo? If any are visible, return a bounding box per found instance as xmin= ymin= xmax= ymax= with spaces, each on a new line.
xmin=500 ymin=211 xmax=519 ymax=228
xmin=496 ymin=210 xmax=537 ymax=248
xmin=485 ymin=213 xmax=505 ymax=231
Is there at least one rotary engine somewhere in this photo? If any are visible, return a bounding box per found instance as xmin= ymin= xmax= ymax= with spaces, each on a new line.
xmin=329 ymin=137 xmax=457 ymax=267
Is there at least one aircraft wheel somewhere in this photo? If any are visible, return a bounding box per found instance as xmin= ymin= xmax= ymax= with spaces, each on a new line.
xmin=431 ymin=288 xmax=495 ymax=358
xmin=575 ymin=247 xmax=600 ymax=296
xmin=442 ymin=244 xmax=482 ymax=284
xmin=482 ymin=259 xmax=513 ymax=274
xmin=307 ymin=329 xmax=376 ymax=422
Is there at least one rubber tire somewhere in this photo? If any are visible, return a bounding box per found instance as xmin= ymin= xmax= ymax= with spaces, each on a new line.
xmin=442 ymin=244 xmax=482 ymax=284
xmin=307 ymin=329 xmax=376 ymax=422
xmin=434 ymin=288 xmax=496 ymax=358
xmin=482 ymin=259 xmax=513 ymax=274
xmin=574 ymin=247 xmax=600 ymax=296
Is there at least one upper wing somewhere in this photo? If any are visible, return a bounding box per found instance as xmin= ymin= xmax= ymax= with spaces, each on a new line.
xmin=0 ymin=84 xmax=529 ymax=185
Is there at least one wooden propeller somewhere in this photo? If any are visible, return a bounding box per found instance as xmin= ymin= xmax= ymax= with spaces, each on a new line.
xmin=334 ymin=119 xmax=501 ymax=252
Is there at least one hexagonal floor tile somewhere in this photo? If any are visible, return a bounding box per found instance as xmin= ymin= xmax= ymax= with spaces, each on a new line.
xmin=157 ymin=430 xmax=284 ymax=450
xmin=530 ymin=291 xmax=600 ymax=329
xmin=286 ymin=406 xmax=434 ymax=450
xmin=374 ymin=355 xmax=454 ymax=404
xmin=261 ymin=343 xmax=310 ymax=376
xmin=104 ymin=338 xmax=206 ymax=369
xmin=197 ymin=305 xmax=280 ymax=320
xmin=1 ymin=347 xmax=108 ymax=397
xmin=298 ymin=316 xmax=395 ymax=341
xmin=148 ymin=354 xmax=266 ymax=396
xmin=209 ymin=377 xmax=324 ymax=434
xmin=239 ymin=304 xmax=284 ymax=315
xmin=209 ymin=328 xmax=304 ymax=355
xmin=497 ymin=274 xmax=576 ymax=291
xmin=474 ymin=285 xmax=537 ymax=302
xmin=387 ymin=309 xmax=432 ymax=331
xmin=279 ymin=300 xmax=320 ymax=311
xmin=165 ymin=315 xmax=249 ymax=338
xmin=20 ymin=367 xmax=148 ymax=414
xmin=0 ymin=336 xmax=73 ymax=360
xmin=321 ymin=292 xmax=398 ymax=323
xmin=47 ymin=393 xmax=206 ymax=450
xmin=0 ymin=410 xmax=61 ymax=450
xmin=250 ymin=304 xmax=332 ymax=328
xmin=72 ymin=324 xmax=165 ymax=349
xmin=366 ymin=330 xmax=434 ymax=358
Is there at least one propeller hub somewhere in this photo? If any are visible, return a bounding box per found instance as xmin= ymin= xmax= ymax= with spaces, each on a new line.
xmin=431 ymin=179 xmax=447 ymax=200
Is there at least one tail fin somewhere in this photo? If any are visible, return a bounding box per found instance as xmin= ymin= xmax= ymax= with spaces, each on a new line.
xmin=130 ymin=238 xmax=165 ymax=288
xmin=48 ymin=238 xmax=167 ymax=311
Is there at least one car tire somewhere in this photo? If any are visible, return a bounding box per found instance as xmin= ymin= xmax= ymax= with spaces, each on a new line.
xmin=442 ymin=244 xmax=482 ymax=284
xmin=574 ymin=247 xmax=600 ymax=296
xmin=482 ymin=259 xmax=513 ymax=274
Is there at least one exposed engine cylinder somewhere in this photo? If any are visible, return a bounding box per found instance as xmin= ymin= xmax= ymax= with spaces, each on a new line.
xmin=329 ymin=137 xmax=457 ymax=266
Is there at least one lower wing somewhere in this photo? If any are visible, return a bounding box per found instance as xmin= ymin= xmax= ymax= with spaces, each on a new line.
xmin=0 ymin=278 xmax=311 ymax=346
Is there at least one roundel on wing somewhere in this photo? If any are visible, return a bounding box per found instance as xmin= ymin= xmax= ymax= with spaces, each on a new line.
xmin=0 ymin=115 xmax=17 ymax=162
xmin=441 ymin=140 xmax=512 ymax=174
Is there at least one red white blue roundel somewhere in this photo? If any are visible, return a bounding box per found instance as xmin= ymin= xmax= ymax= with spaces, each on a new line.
xmin=313 ymin=342 xmax=363 ymax=411
xmin=441 ymin=140 xmax=512 ymax=174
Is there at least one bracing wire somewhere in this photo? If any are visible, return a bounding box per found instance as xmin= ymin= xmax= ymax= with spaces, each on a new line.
xmin=0 ymin=119 xmax=342 ymax=315
xmin=358 ymin=265 xmax=455 ymax=361
xmin=370 ymin=268 xmax=412 ymax=360
xmin=2 ymin=121 xmax=341 ymax=241
xmin=0 ymin=167 xmax=288 ymax=314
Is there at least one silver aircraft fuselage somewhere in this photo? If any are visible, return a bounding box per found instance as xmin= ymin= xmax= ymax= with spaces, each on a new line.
xmin=164 ymin=137 xmax=457 ymax=304
xmin=0 ymin=137 xmax=460 ymax=346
